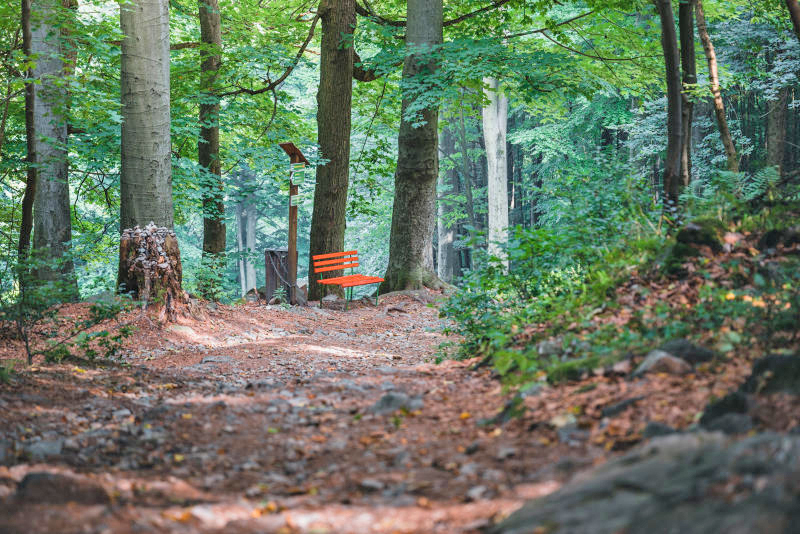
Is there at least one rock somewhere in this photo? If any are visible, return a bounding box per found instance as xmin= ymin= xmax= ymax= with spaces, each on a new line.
xmin=740 ymin=354 xmax=800 ymax=395
xmin=201 ymin=355 xmax=233 ymax=364
xmin=557 ymin=423 xmax=590 ymax=447
xmin=703 ymin=413 xmax=753 ymax=435
xmin=112 ymin=408 xmax=132 ymax=419
xmin=359 ymin=478 xmax=384 ymax=492
xmin=642 ymin=422 xmax=676 ymax=439
xmin=26 ymin=439 xmax=63 ymax=460
xmin=369 ymin=392 xmax=424 ymax=415
xmin=488 ymin=432 xmax=800 ymax=534
xmin=700 ymin=391 xmax=749 ymax=427
xmin=758 ymin=227 xmax=800 ymax=251
xmin=536 ymin=338 xmax=563 ymax=357
xmin=658 ymin=339 xmax=715 ymax=365
xmin=15 ymin=472 xmax=111 ymax=505
xmin=601 ymin=396 xmax=645 ymax=418
xmin=675 ymin=218 xmax=725 ymax=253
xmin=632 ymin=350 xmax=691 ymax=377
xmin=167 ymin=324 xmax=195 ymax=336
xmin=466 ymin=485 xmax=488 ymax=501
xmin=496 ymin=446 xmax=517 ymax=460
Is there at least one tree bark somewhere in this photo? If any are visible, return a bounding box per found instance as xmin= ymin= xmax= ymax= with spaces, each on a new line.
xmin=119 ymin=0 xmax=173 ymax=231
xmin=18 ymin=0 xmax=36 ymax=263
xmin=786 ymin=0 xmax=800 ymax=44
xmin=29 ymin=0 xmax=78 ymax=295
xmin=382 ymin=0 xmax=444 ymax=292
xmin=118 ymin=224 xmax=183 ymax=320
xmin=695 ymin=0 xmax=738 ymax=172
xmin=654 ymin=0 xmax=683 ymax=207
xmin=308 ymin=0 xmax=355 ymax=301
xmin=198 ymin=0 xmax=225 ymax=298
xmin=457 ymin=104 xmax=477 ymax=229
xmin=766 ymin=87 xmax=788 ymax=176
xmin=482 ymin=77 xmax=509 ymax=269
xmin=119 ymin=0 xmax=181 ymax=302
xmin=437 ymin=121 xmax=459 ymax=282
xmin=679 ymin=0 xmax=696 ymax=186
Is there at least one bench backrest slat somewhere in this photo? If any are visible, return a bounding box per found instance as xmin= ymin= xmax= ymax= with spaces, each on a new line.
xmin=312 ymin=250 xmax=358 ymax=261
xmin=315 ymin=261 xmax=359 ymax=273
xmin=314 ymin=255 xmax=358 ymax=268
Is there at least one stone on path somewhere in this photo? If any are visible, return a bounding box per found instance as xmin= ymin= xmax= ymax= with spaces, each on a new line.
xmin=632 ymin=350 xmax=691 ymax=377
xmin=15 ymin=472 xmax=111 ymax=505
xmin=489 ymin=433 xmax=800 ymax=534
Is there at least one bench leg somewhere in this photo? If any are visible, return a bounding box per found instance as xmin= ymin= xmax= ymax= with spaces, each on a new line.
xmin=375 ymin=285 xmax=379 ymax=306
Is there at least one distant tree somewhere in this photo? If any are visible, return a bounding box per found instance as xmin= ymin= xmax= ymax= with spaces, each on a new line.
xmin=198 ymin=0 xmax=225 ymax=298
xmin=482 ymin=77 xmax=508 ymax=269
xmin=679 ymin=0 xmax=696 ymax=186
xmin=654 ymin=0 xmax=684 ymax=207
xmin=695 ymin=0 xmax=738 ymax=172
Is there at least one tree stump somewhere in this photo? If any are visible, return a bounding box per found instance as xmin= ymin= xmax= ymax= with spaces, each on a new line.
xmin=118 ymin=223 xmax=185 ymax=320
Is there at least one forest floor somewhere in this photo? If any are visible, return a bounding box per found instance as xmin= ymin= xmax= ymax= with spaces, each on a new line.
xmin=0 ymin=289 xmax=797 ymax=533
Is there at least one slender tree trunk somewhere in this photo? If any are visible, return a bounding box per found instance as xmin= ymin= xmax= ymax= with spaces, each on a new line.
xmin=437 ymin=121 xmax=458 ymax=282
xmin=786 ymin=0 xmax=800 ymax=44
xmin=198 ymin=0 xmax=225 ymax=297
xmin=766 ymin=87 xmax=788 ymax=176
xmin=119 ymin=0 xmax=173 ymax=231
xmin=118 ymin=0 xmax=182 ymax=308
xmin=308 ymin=0 xmax=355 ymax=300
xmin=654 ymin=0 xmax=683 ymax=207
xmin=382 ymin=0 xmax=444 ymax=292
xmin=457 ymin=105 xmax=477 ymax=229
xmin=695 ymin=0 xmax=738 ymax=172
xmin=18 ymin=0 xmax=36 ymax=262
xmin=236 ymin=202 xmax=246 ymax=297
xmin=481 ymin=77 xmax=509 ymax=269
xmin=679 ymin=0 xmax=696 ymax=186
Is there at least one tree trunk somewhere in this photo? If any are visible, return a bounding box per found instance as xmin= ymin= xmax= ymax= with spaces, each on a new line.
xmin=786 ymin=0 xmax=800 ymax=44
xmin=381 ymin=0 xmax=444 ymax=292
xmin=482 ymin=77 xmax=509 ymax=269
xmin=457 ymin=104 xmax=477 ymax=229
xmin=308 ymin=0 xmax=355 ymax=300
xmin=119 ymin=0 xmax=182 ymax=305
xmin=654 ymin=0 xmax=683 ymax=207
xmin=198 ymin=0 xmax=225 ymax=298
xmin=235 ymin=198 xmax=257 ymax=296
xmin=437 ymin=121 xmax=458 ymax=282
xmin=29 ymin=0 xmax=78 ymax=295
xmin=118 ymin=224 xmax=183 ymax=320
xmin=766 ymin=87 xmax=788 ymax=176
xmin=679 ymin=0 xmax=696 ymax=186
xmin=119 ymin=0 xmax=173 ymax=231
xmin=695 ymin=0 xmax=738 ymax=172
xmin=18 ymin=0 xmax=36 ymax=263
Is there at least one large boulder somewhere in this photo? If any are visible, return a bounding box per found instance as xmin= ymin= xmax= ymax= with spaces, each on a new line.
xmin=487 ymin=433 xmax=800 ymax=534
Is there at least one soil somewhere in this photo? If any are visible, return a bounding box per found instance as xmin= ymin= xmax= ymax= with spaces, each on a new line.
xmin=0 ymin=290 xmax=797 ymax=533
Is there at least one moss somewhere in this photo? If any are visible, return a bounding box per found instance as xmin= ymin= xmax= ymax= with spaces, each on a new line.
xmin=547 ymin=356 xmax=601 ymax=383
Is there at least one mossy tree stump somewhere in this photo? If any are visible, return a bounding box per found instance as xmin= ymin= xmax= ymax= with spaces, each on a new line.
xmin=118 ymin=223 xmax=185 ymax=320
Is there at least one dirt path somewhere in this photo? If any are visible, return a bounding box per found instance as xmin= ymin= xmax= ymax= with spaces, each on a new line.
xmin=0 ymin=293 xmax=587 ymax=533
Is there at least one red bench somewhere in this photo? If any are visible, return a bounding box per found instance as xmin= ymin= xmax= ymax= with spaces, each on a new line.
xmin=312 ymin=250 xmax=384 ymax=310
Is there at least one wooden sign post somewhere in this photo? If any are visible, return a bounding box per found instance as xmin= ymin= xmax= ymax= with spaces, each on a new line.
xmin=278 ymin=142 xmax=309 ymax=305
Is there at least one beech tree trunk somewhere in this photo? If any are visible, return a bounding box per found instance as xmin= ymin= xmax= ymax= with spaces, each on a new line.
xmin=655 ymin=0 xmax=683 ymax=207
xmin=437 ymin=122 xmax=459 ymax=282
xmin=235 ymin=199 xmax=258 ymax=296
xmin=679 ymin=0 xmax=696 ymax=186
xmin=457 ymin=104 xmax=477 ymax=229
xmin=695 ymin=0 xmax=738 ymax=172
xmin=119 ymin=0 xmax=182 ymax=306
xmin=786 ymin=0 xmax=800 ymax=44
xmin=308 ymin=0 xmax=355 ymax=300
xmin=120 ymin=0 xmax=173 ymax=231
xmin=766 ymin=87 xmax=788 ymax=176
xmin=482 ymin=77 xmax=509 ymax=269
xmin=29 ymin=0 xmax=78 ymax=295
xmin=198 ymin=0 xmax=225 ymax=297
xmin=381 ymin=0 xmax=444 ymax=292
